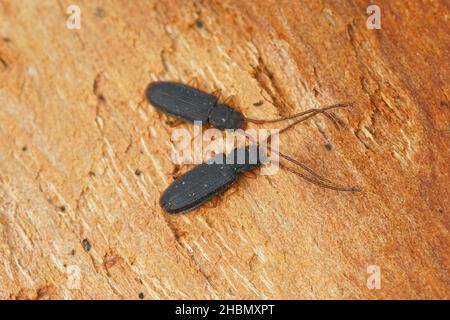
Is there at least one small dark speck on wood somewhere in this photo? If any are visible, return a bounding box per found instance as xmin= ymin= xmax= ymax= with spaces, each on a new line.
xmin=195 ymin=19 xmax=204 ymax=29
xmin=313 ymin=88 xmax=320 ymax=97
xmin=95 ymin=7 xmax=106 ymax=18
xmin=0 ymin=58 xmax=7 ymax=71
xmin=138 ymin=292 xmax=144 ymax=299
xmin=325 ymin=143 xmax=333 ymax=151
xmin=135 ymin=169 xmax=142 ymax=176
xmin=82 ymin=239 xmax=92 ymax=252
xmin=253 ymin=101 xmax=264 ymax=107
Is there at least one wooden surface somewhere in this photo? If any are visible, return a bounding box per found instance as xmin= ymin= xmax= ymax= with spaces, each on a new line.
xmin=0 ymin=0 xmax=449 ymax=299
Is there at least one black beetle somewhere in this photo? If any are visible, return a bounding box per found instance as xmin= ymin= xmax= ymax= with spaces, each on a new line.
xmin=146 ymin=81 xmax=332 ymax=130
xmin=147 ymin=81 xmax=359 ymax=214
xmin=160 ymin=146 xmax=261 ymax=214
xmin=159 ymin=109 xmax=359 ymax=214
xmin=160 ymin=144 xmax=359 ymax=214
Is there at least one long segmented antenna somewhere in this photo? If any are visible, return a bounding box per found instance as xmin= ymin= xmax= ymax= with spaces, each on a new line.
xmin=244 ymin=102 xmax=351 ymax=124
xmin=268 ymin=151 xmax=360 ymax=192
xmin=273 ymin=104 xmax=359 ymax=191
xmin=278 ymin=152 xmax=334 ymax=184
xmin=278 ymin=103 xmax=350 ymax=135
xmin=279 ymin=163 xmax=360 ymax=192
xmin=239 ymin=103 xmax=360 ymax=191
xmin=245 ymin=108 xmax=320 ymax=124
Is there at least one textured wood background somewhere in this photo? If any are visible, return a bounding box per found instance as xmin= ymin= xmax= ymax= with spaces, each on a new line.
xmin=0 ymin=0 xmax=449 ymax=299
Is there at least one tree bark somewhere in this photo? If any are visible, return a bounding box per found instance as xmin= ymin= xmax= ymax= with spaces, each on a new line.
xmin=0 ymin=0 xmax=448 ymax=299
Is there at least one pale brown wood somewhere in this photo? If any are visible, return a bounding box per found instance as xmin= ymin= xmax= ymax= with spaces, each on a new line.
xmin=0 ymin=0 xmax=448 ymax=299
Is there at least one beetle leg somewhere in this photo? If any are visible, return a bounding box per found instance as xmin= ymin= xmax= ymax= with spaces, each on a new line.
xmin=171 ymin=164 xmax=181 ymax=179
xmin=227 ymin=184 xmax=240 ymax=197
xmin=188 ymin=76 xmax=200 ymax=88
xmin=211 ymin=88 xmax=224 ymax=101
xmin=242 ymin=171 xmax=258 ymax=180
xmin=164 ymin=118 xmax=184 ymax=127
xmin=204 ymin=196 xmax=221 ymax=209
xmin=170 ymin=164 xmax=197 ymax=179
xmin=224 ymin=94 xmax=239 ymax=106
xmin=223 ymin=185 xmax=239 ymax=200
xmin=203 ymin=185 xmax=239 ymax=209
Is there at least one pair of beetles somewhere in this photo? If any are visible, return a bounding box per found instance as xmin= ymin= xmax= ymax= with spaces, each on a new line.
xmin=146 ymin=81 xmax=359 ymax=214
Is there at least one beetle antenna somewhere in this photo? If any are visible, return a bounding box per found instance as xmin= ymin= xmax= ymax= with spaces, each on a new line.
xmin=245 ymin=108 xmax=318 ymax=124
xmin=268 ymin=149 xmax=356 ymax=188
xmin=278 ymin=103 xmax=350 ymax=135
xmin=240 ymin=105 xmax=359 ymax=191
xmin=278 ymin=152 xmax=334 ymax=184
xmin=241 ymin=112 xmax=350 ymax=184
xmin=279 ymin=163 xmax=361 ymax=192
xmin=244 ymin=102 xmax=351 ymax=124
xmin=241 ymin=103 xmax=350 ymax=145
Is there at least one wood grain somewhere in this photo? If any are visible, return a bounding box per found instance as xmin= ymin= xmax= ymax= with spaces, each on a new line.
xmin=0 ymin=0 xmax=448 ymax=299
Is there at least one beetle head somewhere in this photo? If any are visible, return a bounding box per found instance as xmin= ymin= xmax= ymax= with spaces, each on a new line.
xmin=226 ymin=146 xmax=265 ymax=173
xmin=209 ymin=104 xmax=245 ymax=130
